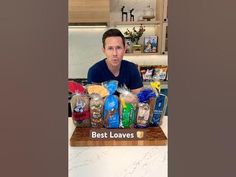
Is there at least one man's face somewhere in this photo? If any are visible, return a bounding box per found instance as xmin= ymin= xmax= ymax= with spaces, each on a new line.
xmin=103 ymin=37 xmax=126 ymax=67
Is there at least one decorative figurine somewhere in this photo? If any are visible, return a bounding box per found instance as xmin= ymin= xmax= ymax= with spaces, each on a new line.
xmin=143 ymin=5 xmax=155 ymax=21
xmin=121 ymin=6 xmax=128 ymax=21
xmin=130 ymin=8 xmax=134 ymax=21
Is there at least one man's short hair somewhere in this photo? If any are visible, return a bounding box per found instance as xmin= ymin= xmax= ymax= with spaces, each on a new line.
xmin=102 ymin=28 xmax=126 ymax=48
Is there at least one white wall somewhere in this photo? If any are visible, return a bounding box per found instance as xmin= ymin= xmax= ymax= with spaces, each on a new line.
xmin=68 ymin=27 xmax=168 ymax=78
xmin=68 ymin=27 xmax=107 ymax=78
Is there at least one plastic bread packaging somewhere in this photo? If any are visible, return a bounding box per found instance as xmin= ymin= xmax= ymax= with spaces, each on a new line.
xmin=150 ymin=94 xmax=168 ymax=127
xmin=70 ymin=93 xmax=91 ymax=127
xmin=102 ymin=80 xmax=120 ymax=128
xmin=117 ymin=86 xmax=138 ymax=128
xmin=89 ymin=93 xmax=104 ymax=128
xmin=68 ymin=81 xmax=90 ymax=127
xmin=86 ymin=84 xmax=109 ymax=98
xmin=150 ymin=78 xmax=161 ymax=96
xmin=136 ymin=88 xmax=157 ymax=128
xmin=68 ymin=80 xmax=85 ymax=94
xmin=86 ymin=84 xmax=108 ymax=127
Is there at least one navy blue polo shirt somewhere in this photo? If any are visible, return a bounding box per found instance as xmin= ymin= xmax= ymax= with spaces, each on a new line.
xmin=87 ymin=59 xmax=143 ymax=90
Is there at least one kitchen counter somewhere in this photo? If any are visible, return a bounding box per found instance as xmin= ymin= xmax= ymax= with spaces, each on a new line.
xmin=68 ymin=116 xmax=168 ymax=177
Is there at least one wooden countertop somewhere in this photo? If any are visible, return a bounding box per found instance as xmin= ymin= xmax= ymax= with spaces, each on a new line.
xmin=68 ymin=117 xmax=168 ymax=146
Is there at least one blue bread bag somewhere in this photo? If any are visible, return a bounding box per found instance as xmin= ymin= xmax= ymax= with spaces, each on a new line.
xmin=103 ymin=80 xmax=120 ymax=128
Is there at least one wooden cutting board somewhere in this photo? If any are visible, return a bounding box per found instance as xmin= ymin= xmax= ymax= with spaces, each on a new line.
xmin=70 ymin=127 xmax=167 ymax=146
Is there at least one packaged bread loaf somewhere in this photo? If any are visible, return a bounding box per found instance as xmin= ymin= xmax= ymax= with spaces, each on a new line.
xmin=87 ymin=84 xmax=109 ymax=98
xmin=89 ymin=93 xmax=104 ymax=128
xmin=70 ymin=93 xmax=91 ymax=127
xmin=103 ymin=80 xmax=120 ymax=128
xmin=150 ymin=94 xmax=168 ymax=126
xmin=68 ymin=81 xmax=90 ymax=127
xmin=136 ymin=88 xmax=157 ymax=128
xmin=117 ymin=86 xmax=138 ymax=128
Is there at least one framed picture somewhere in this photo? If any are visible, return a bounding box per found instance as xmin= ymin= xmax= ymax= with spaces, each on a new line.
xmin=144 ymin=36 xmax=158 ymax=53
xmin=125 ymin=37 xmax=132 ymax=53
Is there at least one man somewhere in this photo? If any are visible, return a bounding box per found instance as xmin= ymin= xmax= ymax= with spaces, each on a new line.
xmin=87 ymin=28 xmax=143 ymax=94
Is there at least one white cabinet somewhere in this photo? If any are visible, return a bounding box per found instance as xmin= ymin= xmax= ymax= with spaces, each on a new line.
xmin=69 ymin=0 xmax=110 ymax=24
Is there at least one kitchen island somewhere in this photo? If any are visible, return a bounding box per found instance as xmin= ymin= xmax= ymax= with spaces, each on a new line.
xmin=68 ymin=116 xmax=168 ymax=177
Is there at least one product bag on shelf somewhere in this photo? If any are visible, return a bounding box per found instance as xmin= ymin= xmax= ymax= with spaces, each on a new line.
xmin=103 ymin=80 xmax=120 ymax=128
xmin=136 ymin=88 xmax=157 ymax=128
xmin=69 ymin=81 xmax=90 ymax=127
xmin=153 ymin=65 xmax=168 ymax=81
xmin=89 ymin=93 xmax=104 ymax=128
xmin=117 ymin=86 xmax=138 ymax=128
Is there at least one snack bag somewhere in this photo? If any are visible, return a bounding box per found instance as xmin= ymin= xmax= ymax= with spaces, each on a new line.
xmin=150 ymin=94 xmax=168 ymax=126
xmin=117 ymin=86 xmax=138 ymax=128
xmin=70 ymin=93 xmax=90 ymax=127
xmin=153 ymin=65 xmax=168 ymax=81
xmin=103 ymin=80 xmax=119 ymax=128
xmin=136 ymin=88 xmax=156 ymax=128
xmin=89 ymin=93 xmax=104 ymax=128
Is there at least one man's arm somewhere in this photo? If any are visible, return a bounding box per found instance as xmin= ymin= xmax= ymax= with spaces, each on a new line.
xmin=129 ymin=64 xmax=143 ymax=94
xmin=131 ymin=87 xmax=143 ymax=94
xmin=87 ymin=67 xmax=100 ymax=84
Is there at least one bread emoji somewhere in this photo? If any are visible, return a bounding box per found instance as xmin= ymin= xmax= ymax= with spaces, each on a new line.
xmin=136 ymin=131 xmax=144 ymax=139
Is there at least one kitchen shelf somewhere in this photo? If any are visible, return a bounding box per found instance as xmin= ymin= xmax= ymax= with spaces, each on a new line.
xmin=109 ymin=0 xmax=168 ymax=55
xmin=110 ymin=20 xmax=161 ymax=26
xmin=125 ymin=52 xmax=159 ymax=56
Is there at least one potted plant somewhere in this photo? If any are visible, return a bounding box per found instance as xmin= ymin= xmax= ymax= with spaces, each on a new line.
xmin=124 ymin=25 xmax=145 ymax=53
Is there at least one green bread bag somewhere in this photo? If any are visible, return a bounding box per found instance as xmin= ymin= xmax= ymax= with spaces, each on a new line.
xmin=118 ymin=86 xmax=138 ymax=128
